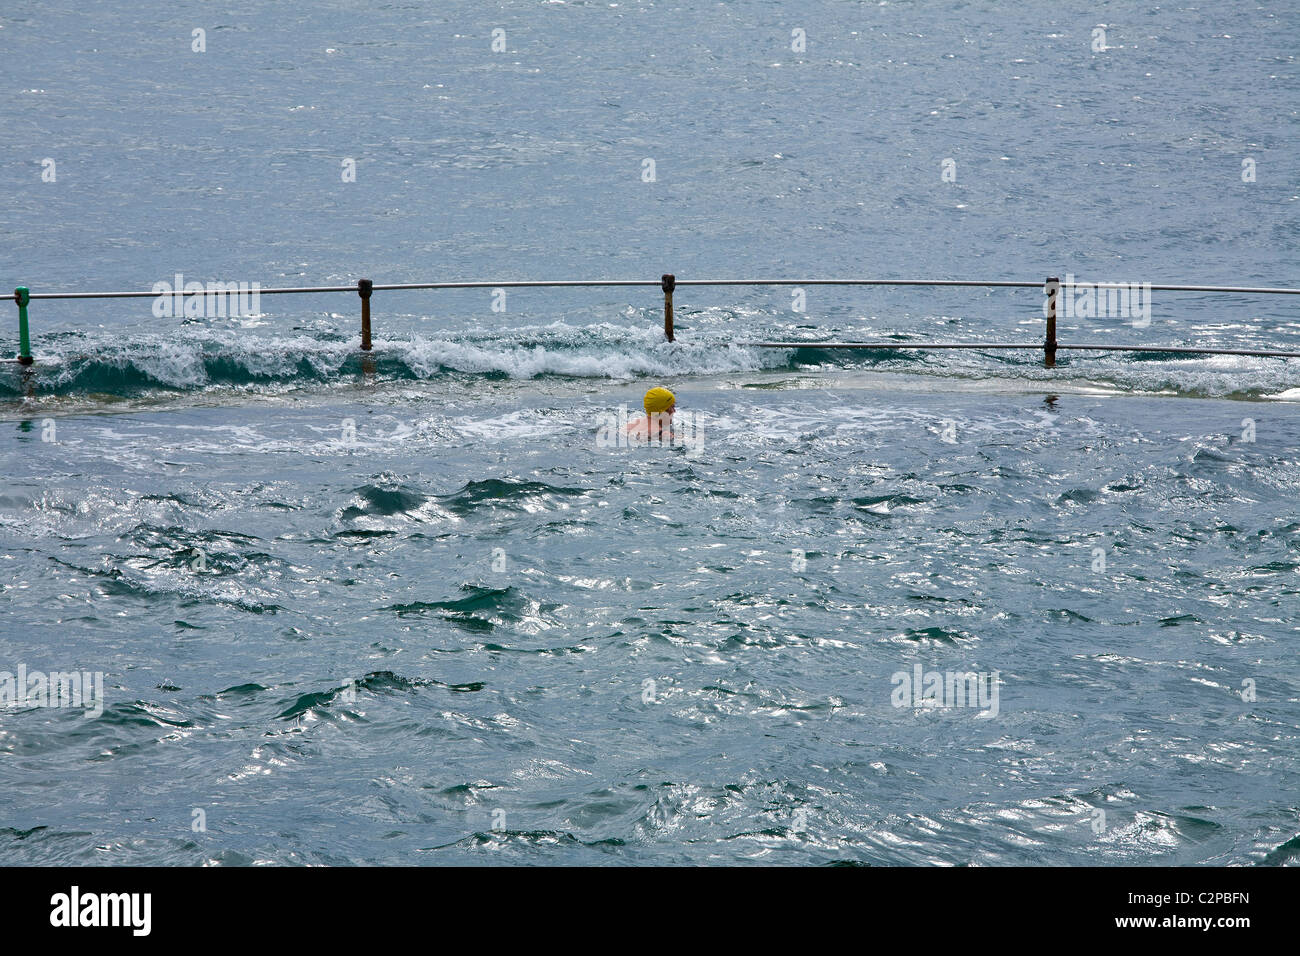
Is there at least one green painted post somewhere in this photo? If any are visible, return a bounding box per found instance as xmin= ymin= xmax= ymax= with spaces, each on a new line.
xmin=14 ymin=287 xmax=33 ymax=365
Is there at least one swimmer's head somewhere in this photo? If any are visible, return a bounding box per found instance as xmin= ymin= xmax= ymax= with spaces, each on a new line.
xmin=644 ymin=387 xmax=676 ymax=416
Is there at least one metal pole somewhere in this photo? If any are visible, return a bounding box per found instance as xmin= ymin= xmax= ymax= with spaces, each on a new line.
xmin=662 ymin=274 xmax=675 ymax=342
xmin=14 ymin=287 xmax=32 ymax=365
xmin=358 ymin=278 xmax=373 ymax=351
xmin=1044 ymin=276 xmax=1059 ymax=368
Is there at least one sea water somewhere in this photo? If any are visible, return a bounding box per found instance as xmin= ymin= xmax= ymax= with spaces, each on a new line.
xmin=1 ymin=0 xmax=1297 ymax=865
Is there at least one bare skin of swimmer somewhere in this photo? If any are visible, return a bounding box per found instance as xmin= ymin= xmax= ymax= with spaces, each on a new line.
xmin=625 ymin=402 xmax=675 ymax=441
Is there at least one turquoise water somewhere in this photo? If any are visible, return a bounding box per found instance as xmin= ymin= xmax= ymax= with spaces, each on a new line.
xmin=2 ymin=1 xmax=1298 ymax=865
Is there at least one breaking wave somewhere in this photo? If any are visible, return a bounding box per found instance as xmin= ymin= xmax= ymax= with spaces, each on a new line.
xmin=5 ymin=318 xmax=1300 ymax=403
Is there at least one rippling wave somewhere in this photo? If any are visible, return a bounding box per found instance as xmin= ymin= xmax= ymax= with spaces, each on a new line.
xmin=4 ymin=0 xmax=1299 ymax=868
xmin=6 ymin=319 xmax=1300 ymax=407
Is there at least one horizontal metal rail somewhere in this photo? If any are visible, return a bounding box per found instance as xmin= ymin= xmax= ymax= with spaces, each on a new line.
xmin=24 ymin=280 xmax=661 ymax=299
xmin=20 ymin=278 xmax=1300 ymax=300
xmin=1058 ymin=343 xmax=1300 ymax=358
xmin=745 ymin=341 xmax=1040 ymax=349
xmin=743 ymin=341 xmax=1300 ymax=359
xmin=7 ymin=274 xmax=1299 ymax=370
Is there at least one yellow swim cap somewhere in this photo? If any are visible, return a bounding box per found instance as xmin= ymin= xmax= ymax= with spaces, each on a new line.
xmin=644 ymin=387 xmax=676 ymax=414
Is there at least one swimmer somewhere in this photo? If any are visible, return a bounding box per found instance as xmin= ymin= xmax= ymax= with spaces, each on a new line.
xmin=625 ymin=387 xmax=676 ymax=443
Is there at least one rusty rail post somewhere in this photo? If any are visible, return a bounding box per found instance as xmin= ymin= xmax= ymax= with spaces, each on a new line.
xmin=358 ymin=278 xmax=373 ymax=350
xmin=662 ymin=273 xmax=675 ymax=342
xmin=1044 ymin=276 xmax=1060 ymax=368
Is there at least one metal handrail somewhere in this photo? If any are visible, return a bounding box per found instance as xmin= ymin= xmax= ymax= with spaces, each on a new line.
xmin=742 ymin=341 xmax=1300 ymax=359
xmin=8 ymin=274 xmax=1300 ymax=369
xmin=19 ymin=278 xmax=1300 ymax=299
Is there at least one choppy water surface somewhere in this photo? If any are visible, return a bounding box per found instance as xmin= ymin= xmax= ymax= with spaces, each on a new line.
xmin=1 ymin=0 xmax=1298 ymax=864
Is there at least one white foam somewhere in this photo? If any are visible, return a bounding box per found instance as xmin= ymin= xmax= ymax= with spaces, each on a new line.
xmin=17 ymin=318 xmax=1300 ymax=400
